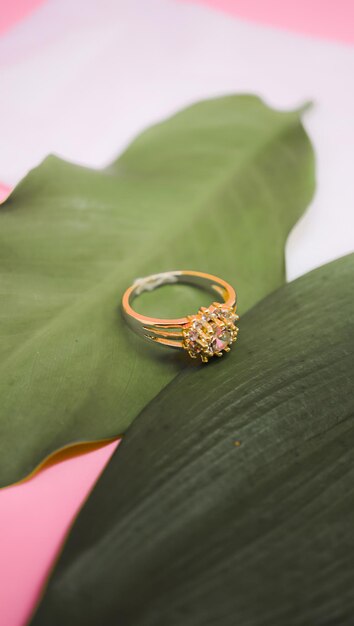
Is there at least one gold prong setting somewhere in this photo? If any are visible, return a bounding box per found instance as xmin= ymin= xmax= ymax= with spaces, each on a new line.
xmin=182 ymin=302 xmax=239 ymax=363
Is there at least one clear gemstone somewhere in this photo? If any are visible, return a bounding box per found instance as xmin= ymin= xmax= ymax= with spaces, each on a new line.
xmin=219 ymin=308 xmax=235 ymax=321
xmin=188 ymin=329 xmax=199 ymax=342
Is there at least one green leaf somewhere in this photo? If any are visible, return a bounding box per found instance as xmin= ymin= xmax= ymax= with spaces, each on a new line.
xmin=30 ymin=254 xmax=354 ymax=626
xmin=0 ymin=95 xmax=315 ymax=486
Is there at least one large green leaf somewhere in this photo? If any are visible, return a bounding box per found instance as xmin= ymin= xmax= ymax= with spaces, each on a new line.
xmin=0 ymin=96 xmax=315 ymax=486
xmin=30 ymin=255 xmax=354 ymax=626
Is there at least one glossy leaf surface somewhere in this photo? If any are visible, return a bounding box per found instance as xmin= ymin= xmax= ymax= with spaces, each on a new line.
xmin=31 ymin=255 xmax=354 ymax=626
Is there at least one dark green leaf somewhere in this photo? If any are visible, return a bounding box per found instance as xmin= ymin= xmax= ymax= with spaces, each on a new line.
xmin=0 ymin=95 xmax=315 ymax=485
xmin=31 ymin=255 xmax=354 ymax=626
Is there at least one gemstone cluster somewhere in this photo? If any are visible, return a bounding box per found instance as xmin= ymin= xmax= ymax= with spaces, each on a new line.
xmin=182 ymin=302 xmax=239 ymax=362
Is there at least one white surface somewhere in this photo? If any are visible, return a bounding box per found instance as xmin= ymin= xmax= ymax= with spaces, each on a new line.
xmin=0 ymin=0 xmax=353 ymax=279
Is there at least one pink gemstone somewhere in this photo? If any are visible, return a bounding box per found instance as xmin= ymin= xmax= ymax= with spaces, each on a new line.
xmin=211 ymin=327 xmax=232 ymax=353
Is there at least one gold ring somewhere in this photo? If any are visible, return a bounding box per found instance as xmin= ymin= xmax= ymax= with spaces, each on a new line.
xmin=121 ymin=270 xmax=239 ymax=363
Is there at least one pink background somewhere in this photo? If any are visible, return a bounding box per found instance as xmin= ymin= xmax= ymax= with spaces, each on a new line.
xmin=190 ymin=0 xmax=354 ymax=44
xmin=0 ymin=441 xmax=119 ymax=626
xmin=1 ymin=1 xmax=354 ymax=42
xmin=0 ymin=2 xmax=353 ymax=626
xmin=0 ymin=0 xmax=44 ymax=35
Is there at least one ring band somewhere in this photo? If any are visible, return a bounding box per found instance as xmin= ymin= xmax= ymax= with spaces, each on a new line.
xmin=121 ymin=270 xmax=239 ymax=363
